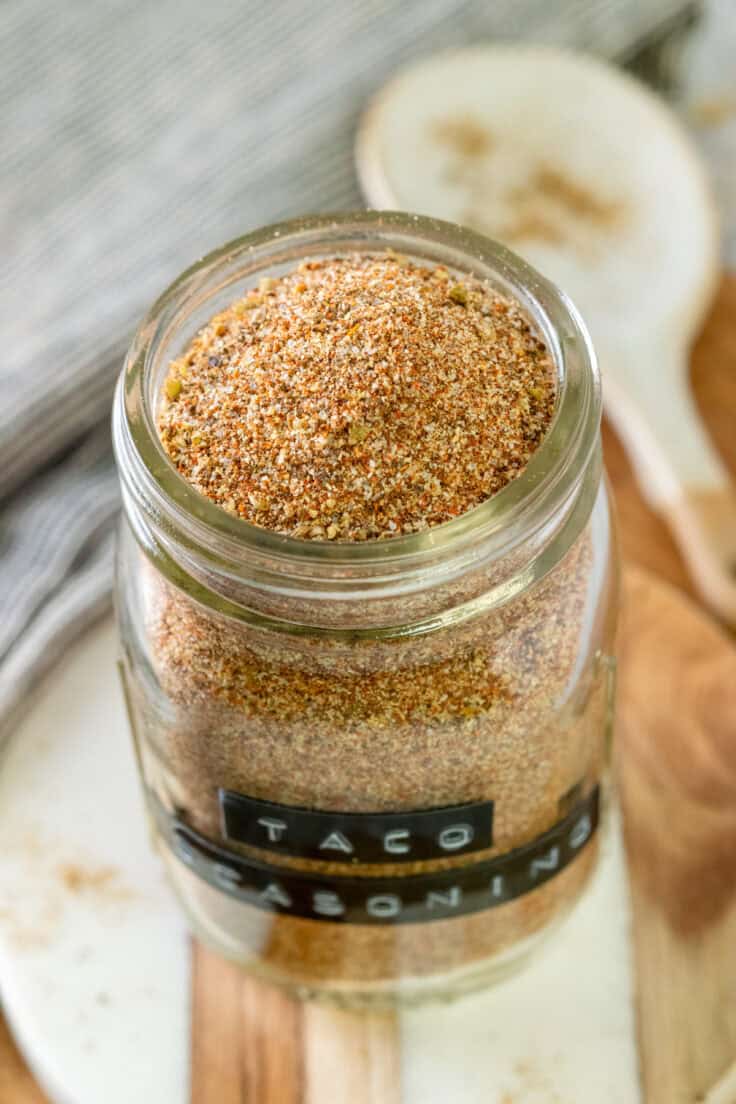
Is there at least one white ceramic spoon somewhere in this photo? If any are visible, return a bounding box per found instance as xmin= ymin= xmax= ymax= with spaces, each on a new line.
xmin=356 ymin=46 xmax=736 ymax=624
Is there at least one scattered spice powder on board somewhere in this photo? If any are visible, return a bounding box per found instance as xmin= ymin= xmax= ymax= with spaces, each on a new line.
xmin=122 ymin=251 xmax=613 ymax=998
xmin=58 ymin=864 xmax=118 ymax=893
xmin=58 ymin=863 xmax=134 ymax=903
xmin=157 ymin=255 xmax=556 ymax=539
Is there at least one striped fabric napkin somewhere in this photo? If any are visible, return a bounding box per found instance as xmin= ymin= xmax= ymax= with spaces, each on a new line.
xmin=0 ymin=0 xmax=710 ymax=737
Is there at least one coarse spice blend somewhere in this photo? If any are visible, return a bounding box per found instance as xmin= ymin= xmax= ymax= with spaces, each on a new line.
xmin=156 ymin=255 xmax=555 ymax=539
xmin=113 ymin=214 xmax=617 ymax=1006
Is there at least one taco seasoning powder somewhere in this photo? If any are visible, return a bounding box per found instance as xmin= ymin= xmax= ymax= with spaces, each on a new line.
xmin=114 ymin=219 xmax=616 ymax=1006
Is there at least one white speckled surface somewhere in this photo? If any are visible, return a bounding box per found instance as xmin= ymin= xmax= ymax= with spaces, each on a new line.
xmin=0 ymin=621 xmax=188 ymax=1104
xmin=0 ymin=618 xmax=639 ymax=1102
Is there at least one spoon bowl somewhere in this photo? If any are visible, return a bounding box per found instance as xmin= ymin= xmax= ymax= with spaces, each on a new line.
xmin=357 ymin=46 xmax=736 ymax=622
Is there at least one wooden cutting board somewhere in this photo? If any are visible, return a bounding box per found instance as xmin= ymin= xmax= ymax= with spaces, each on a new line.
xmin=2 ymin=275 xmax=736 ymax=1103
xmin=605 ymin=276 xmax=736 ymax=1104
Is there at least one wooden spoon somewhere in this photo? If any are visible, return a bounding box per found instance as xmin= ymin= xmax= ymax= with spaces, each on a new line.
xmin=618 ymin=565 xmax=736 ymax=1104
xmin=356 ymin=45 xmax=736 ymax=624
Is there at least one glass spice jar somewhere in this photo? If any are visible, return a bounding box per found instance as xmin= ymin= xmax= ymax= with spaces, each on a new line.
xmin=112 ymin=212 xmax=618 ymax=1007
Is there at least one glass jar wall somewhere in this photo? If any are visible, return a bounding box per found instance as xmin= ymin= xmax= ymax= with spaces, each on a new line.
xmin=113 ymin=213 xmax=618 ymax=1007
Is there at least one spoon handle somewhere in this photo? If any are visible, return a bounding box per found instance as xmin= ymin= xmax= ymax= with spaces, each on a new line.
xmin=602 ymin=345 xmax=736 ymax=624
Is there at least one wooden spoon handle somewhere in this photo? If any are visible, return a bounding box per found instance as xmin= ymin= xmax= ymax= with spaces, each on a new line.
xmin=602 ymin=351 xmax=736 ymax=624
xmin=618 ymin=566 xmax=736 ymax=1104
xmin=666 ymin=487 xmax=736 ymax=625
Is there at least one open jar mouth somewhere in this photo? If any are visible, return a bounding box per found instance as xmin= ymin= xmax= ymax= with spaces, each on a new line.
xmin=114 ymin=211 xmax=601 ymax=609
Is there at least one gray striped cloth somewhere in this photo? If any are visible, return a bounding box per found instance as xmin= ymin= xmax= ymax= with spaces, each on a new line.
xmin=0 ymin=0 xmax=724 ymax=739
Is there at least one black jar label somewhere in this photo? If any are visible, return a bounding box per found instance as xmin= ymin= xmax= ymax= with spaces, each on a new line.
xmin=153 ymin=787 xmax=600 ymax=926
xmin=219 ymin=789 xmax=494 ymax=863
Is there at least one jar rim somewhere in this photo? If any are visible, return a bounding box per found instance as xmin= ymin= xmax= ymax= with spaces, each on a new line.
xmin=115 ymin=211 xmax=601 ymax=591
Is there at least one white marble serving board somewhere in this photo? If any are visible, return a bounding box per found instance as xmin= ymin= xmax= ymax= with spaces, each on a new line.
xmin=0 ymin=619 xmax=640 ymax=1103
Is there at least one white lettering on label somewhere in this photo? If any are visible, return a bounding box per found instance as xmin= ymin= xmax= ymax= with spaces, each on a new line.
xmin=260 ymin=883 xmax=293 ymax=908
xmin=319 ymin=830 xmax=354 ymax=854
xmin=437 ymin=823 xmax=474 ymax=852
xmin=313 ymin=891 xmax=345 ymax=917
xmin=383 ymin=828 xmax=410 ymax=855
xmin=257 ymin=816 xmax=287 ymax=843
xmin=366 ymin=895 xmax=402 ymax=918
xmin=176 ymin=836 xmax=197 ymax=868
xmin=212 ymin=862 xmax=240 ymax=891
xmin=530 ymin=846 xmax=560 ymax=878
xmin=569 ymin=813 xmax=592 ymax=849
xmin=426 ymin=886 xmax=462 ymax=910
xmin=490 ymin=874 xmax=505 ymax=898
